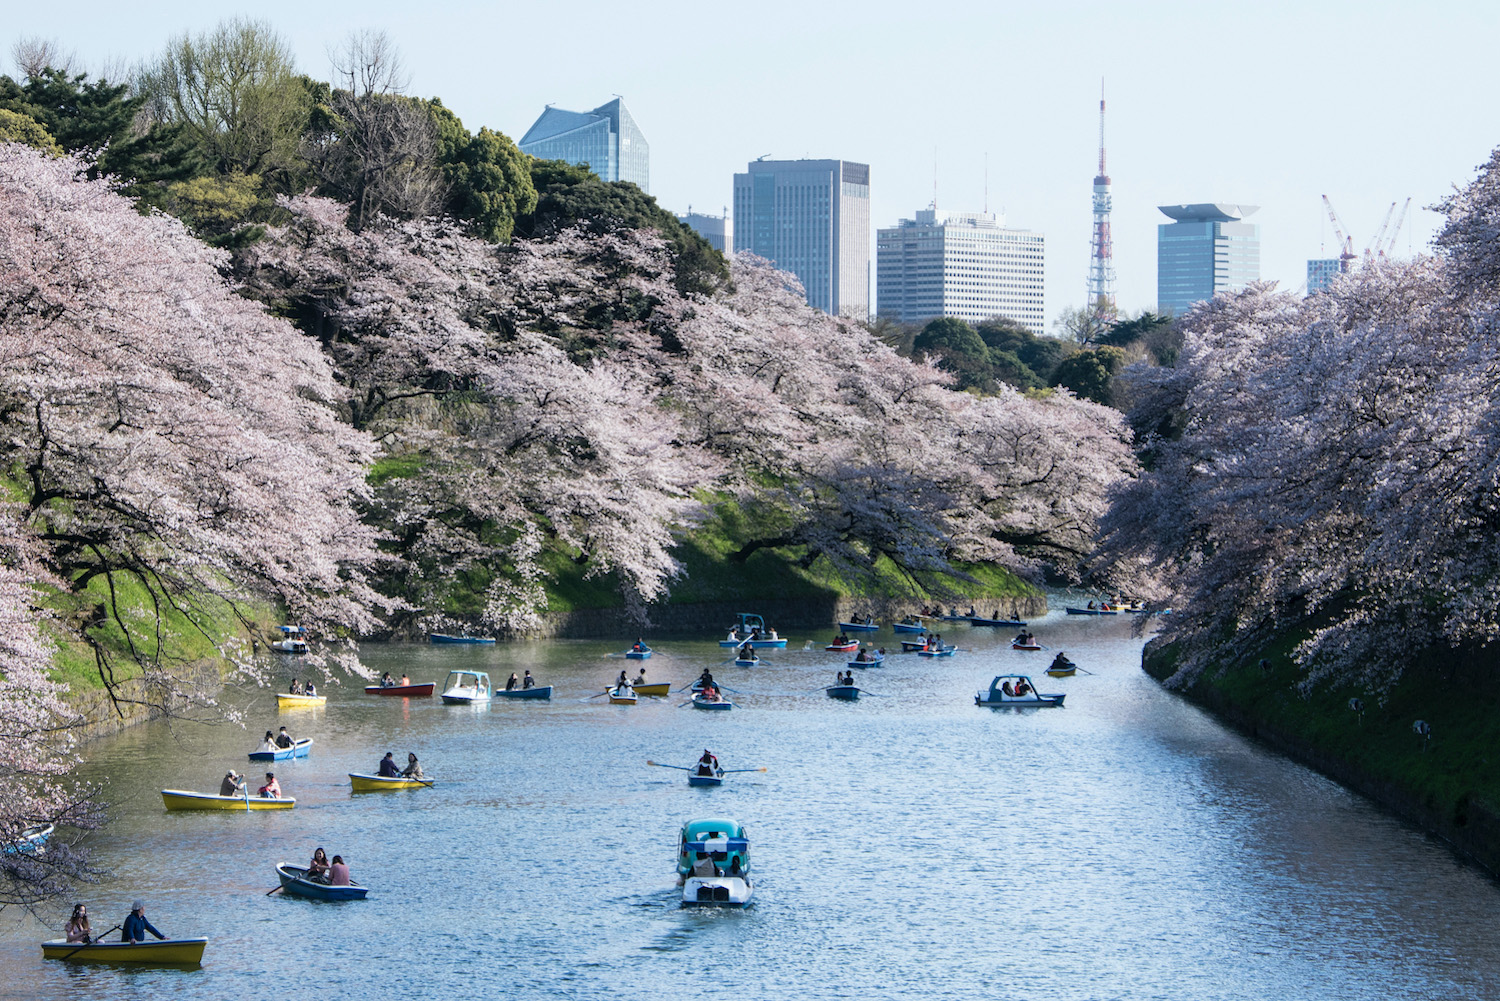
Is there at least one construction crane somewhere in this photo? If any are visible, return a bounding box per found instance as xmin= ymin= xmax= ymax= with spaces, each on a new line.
xmin=1364 ymin=201 xmax=1397 ymax=264
xmin=1381 ymin=197 xmax=1412 ymax=260
xmin=1321 ymin=194 xmax=1357 ymax=273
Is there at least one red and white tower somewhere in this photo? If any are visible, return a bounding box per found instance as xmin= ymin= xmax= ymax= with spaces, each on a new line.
xmin=1087 ymin=82 xmax=1117 ymax=317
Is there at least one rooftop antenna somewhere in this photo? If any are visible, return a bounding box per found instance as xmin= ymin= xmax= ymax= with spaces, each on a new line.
xmin=755 ymin=154 xmax=771 ymax=161
xmin=933 ymin=146 xmax=938 ymax=211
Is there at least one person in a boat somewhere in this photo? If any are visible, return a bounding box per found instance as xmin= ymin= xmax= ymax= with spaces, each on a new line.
xmin=632 ymin=637 xmax=647 ymax=652
xmin=306 ymin=847 xmax=331 ymax=882
xmin=65 ymin=903 xmax=92 ymax=944
xmin=616 ymin=669 xmax=630 ymax=690
xmin=402 ymin=753 xmax=424 ymax=780
xmin=275 ymin=726 xmax=295 ymax=749
xmin=289 ymin=679 xmax=301 ymax=695
xmin=697 ymin=749 xmax=720 ymax=776
xmin=728 ymin=856 xmax=744 ymax=879
xmin=1087 ymin=600 xmax=1096 ymax=610
xmin=505 ymin=672 xmax=519 ymax=691
xmin=399 ymin=674 xmax=410 ymax=686
xmin=219 ymin=769 xmax=244 ymax=797
xmin=304 ymin=680 xmax=316 ymax=697
xmin=378 ymin=752 xmax=402 ymax=778
xmin=1000 ymin=680 xmax=1016 ymax=697
xmin=328 ymin=855 xmax=351 ymax=886
xmin=1049 ymin=651 xmax=1073 ymax=671
xmin=522 ymin=670 xmax=534 ymax=689
xmin=258 ymin=730 xmax=277 ymax=753
xmin=380 ymin=671 xmax=395 ymax=688
xmin=259 ymin=772 xmax=282 ymax=798
xmin=738 ymin=641 xmax=755 ymax=660
xmin=1014 ymin=678 xmax=1033 ymax=697
xmin=120 ymin=900 xmax=166 ymax=944
xmin=698 ymin=668 xmax=715 ymax=689
xmin=691 ymin=851 xmax=719 ymax=878
xmin=632 ymin=666 xmax=647 ymax=685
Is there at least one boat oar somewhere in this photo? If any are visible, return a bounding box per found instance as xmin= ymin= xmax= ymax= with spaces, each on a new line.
xmin=265 ymin=884 xmax=283 ymax=896
xmin=59 ymin=925 xmax=121 ymax=960
xmin=646 ymin=760 xmax=694 ymax=771
xmin=721 ymin=767 xmax=768 ymax=774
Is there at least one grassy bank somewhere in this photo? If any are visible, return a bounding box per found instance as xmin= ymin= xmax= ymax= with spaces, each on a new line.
xmin=1144 ymin=635 xmax=1500 ymax=873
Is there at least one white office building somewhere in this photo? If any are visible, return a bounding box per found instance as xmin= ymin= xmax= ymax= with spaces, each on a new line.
xmin=875 ymin=208 xmax=1045 ymax=329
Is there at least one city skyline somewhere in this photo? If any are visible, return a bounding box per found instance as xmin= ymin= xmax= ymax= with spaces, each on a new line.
xmin=10 ymin=1 xmax=1495 ymax=333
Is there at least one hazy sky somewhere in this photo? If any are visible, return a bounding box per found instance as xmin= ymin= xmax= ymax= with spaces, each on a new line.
xmin=10 ymin=1 xmax=1499 ymax=332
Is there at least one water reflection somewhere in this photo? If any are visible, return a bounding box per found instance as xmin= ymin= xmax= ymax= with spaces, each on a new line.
xmin=1 ymin=612 xmax=1497 ymax=1000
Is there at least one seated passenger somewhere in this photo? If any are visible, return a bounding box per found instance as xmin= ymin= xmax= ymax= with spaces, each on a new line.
xmin=1015 ymin=679 xmax=1032 ymax=697
xmin=398 ymin=674 xmax=410 ymax=686
xmin=401 ymin=753 xmax=424 ymax=780
xmin=259 ymin=772 xmax=281 ymax=798
xmin=506 ymin=672 xmax=519 ymax=691
xmin=275 ymin=727 xmax=295 ymax=749
xmin=329 ymin=855 xmax=351 ymax=886
xmin=304 ymin=680 xmax=316 ymax=697
xmin=289 ymin=679 xmax=301 ymax=695
xmin=306 ymin=847 xmax=331 ymax=882
xmin=380 ymin=672 xmax=395 ymax=688
xmin=258 ymin=730 xmax=277 ymax=752
xmin=377 ymin=752 xmax=401 ymax=778
xmin=1000 ymin=681 xmax=1015 ymax=697
xmin=522 ymin=670 xmax=535 ymax=689
xmin=691 ymin=852 xmax=719 ymax=878
xmin=65 ymin=903 xmax=92 ymax=944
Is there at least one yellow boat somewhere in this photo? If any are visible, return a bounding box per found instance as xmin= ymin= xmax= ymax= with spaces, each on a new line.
xmin=276 ymin=692 xmax=327 ymax=708
xmin=160 ymin=789 xmax=295 ymax=811
xmin=632 ymin=682 xmax=671 ymax=697
xmin=42 ymin=937 xmax=208 ymax=964
xmin=349 ymin=772 xmax=433 ymax=792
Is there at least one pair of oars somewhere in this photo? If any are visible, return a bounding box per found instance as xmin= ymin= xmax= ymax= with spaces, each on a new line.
xmin=646 ymin=760 xmax=767 ymax=775
xmin=57 ymin=925 xmax=123 ymax=959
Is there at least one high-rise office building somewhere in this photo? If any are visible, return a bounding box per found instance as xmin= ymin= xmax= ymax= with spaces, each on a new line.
xmin=875 ymin=208 xmax=1045 ymax=330
xmin=678 ymin=210 xmax=732 ymax=255
xmin=732 ymin=159 xmax=870 ymax=320
xmin=1157 ymin=203 xmax=1260 ymax=316
xmin=518 ymin=98 xmax=648 ymax=191
xmin=1307 ymin=258 xmax=1342 ymax=294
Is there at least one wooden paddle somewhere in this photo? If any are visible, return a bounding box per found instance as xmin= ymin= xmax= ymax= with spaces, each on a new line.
xmin=58 ymin=925 xmax=120 ymax=960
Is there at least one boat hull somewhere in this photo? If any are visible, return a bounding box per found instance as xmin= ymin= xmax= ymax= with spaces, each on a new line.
xmin=682 ymin=876 xmax=752 ymax=907
xmin=440 ymin=692 xmax=491 ymax=704
xmin=364 ymin=683 xmax=434 ymax=697
xmin=848 ymin=658 xmax=884 ymax=669
xmin=826 ymin=685 xmax=860 ymax=700
xmin=161 ymin=789 xmax=295 ymax=810
xmin=248 ymin=737 xmax=313 ymax=762
xmin=968 ymin=617 xmax=1026 ymax=627
xmin=497 ymin=685 xmax=553 ymax=699
xmin=275 ymin=864 xmax=368 ymax=901
xmin=825 ymin=642 xmax=859 ymax=652
xmin=1064 ymin=607 xmax=1116 ymax=616
xmin=625 ymin=650 xmax=651 ymax=659
xmin=270 ymin=640 xmax=307 ymax=654
xmin=1012 ymin=644 xmax=1042 ymax=651
xmin=42 ymin=938 xmax=208 ymax=964
xmin=607 ymin=687 xmax=636 ymax=704
xmin=631 ymin=683 xmax=670 ymax=697
xmin=917 ymin=648 xmax=956 ymax=657
xmin=891 ymin=622 xmax=926 ymax=634
xmin=276 ymin=693 xmax=326 ymax=707
xmin=687 ymin=774 xmax=724 ymax=787
xmin=429 ymin=634 xmax=496 ymax=644
xmin=691 ymin=696 xmax=733 ymax=710
xmin=733 ymin=658 xmax=759 ymax=667
xmin=349 ymin=772 xmax=431 ymax=792
xmin=838 ymin=622 xmax=878 ymax=632
xmin=1046 ymin=667 xmax=1077 ymax=677
xmin=975 ymin=693 xmax=1066 ymax=707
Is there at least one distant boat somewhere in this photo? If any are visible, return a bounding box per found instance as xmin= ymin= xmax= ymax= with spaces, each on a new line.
xmin=271 ymin=625 xmax=308 ymax=654
xmin=439 ymin=670 xmax=491 ymax=704
xmin=248 ymin=737 xmax=313 ymax=762
xmin=974 ymin=674 xmax=1065 ymax=708
xmin=917 ymin=646 xmax=956 ymax=658
xmin=161 ymin=789 xmax=295 ymax=811
xmin=496 ymin=685 xmax=553 ymax=700
xmin=838 ymin=619 xmax=879 ymax=632
xmin=364 ymin=682 xmax=434 ymax=697
xmin=349 ymin=772 xmax=432 ymax=792
xmin=734 ymin=655 xmax=760 ymax=667
xmin=607 ymin=685 xmax=637 ymax=704
xmin=276 ymin=692 xmax=326 ymax=708
xmin=968 ymin=615 xmax=1026 ymax=627
xmin=42 ymin=937 xmax=208 ymax=964
xmin=826 ymin=684 xmax=860 ymax=701
xmin=1064 ymin=607 xmax=1117 ymax=616
xmin=429 ymin=633 xmax=496 ymax=644
xmin=892 ymin=618 xmax=926 ymax=634
xmin=848 ymin=656 xmax=885 ymax=669
xmin=625 ymin=646 xmax=652 ymax=659
xmin=691 ymin=691 xmax=733 ymax=710
xmin=275 ymin=863 xmax=369 ymax=901
xmin=826 ymin=640 xmax=859 ymax=652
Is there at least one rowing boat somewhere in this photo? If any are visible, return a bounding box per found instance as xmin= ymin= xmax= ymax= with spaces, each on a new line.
xmin=632 ymin=682 xmax=670 ymax=697
xmin=349 ymin=772 xmax=432 ymax=792
xmin=429 ymin=633 xmax=496 ymax=644
xmin=625 ymin=646 xmax=652 ymax=659
xmin=1046 ymin=664 xmax=1077 ymax=677
xmin=364 ymin=682 xmax=435 ymax=697
xmin=733 ymin=657 xmax=759 ymax=667
xmin=496 ymin=685 xmax=553 ymax=699
xmin=691 ymin=692 xmax=733 ymax=710
xmin=607 ymin=685 xmax=637 ymax=704
xmin=1012 ymin=643 xmax=1042 ymax=651
xmin=275 ymin=863 xmax=369 ymax=901
xmin=968 ymin=615 xmax=1026 ymax=627
xmin=917 ymin=646 xmax=956 ymax=658
xmin=248 ymin=737 xmax=313 ymax=762
xmin=825 ymin=641 xmax=859 ymax=652
xmin=891 ymin=619 xmax=926 ymax=634
xmin=161 ymin=789 xmax=295 ymax=810
xmin=42 ymin=937 xmax=208 ymax=964
xmin=276 ymin=692 xmax=327 ymax=707
xmin=826 ymin=685 xmax=860 ymax=701
xmin=838 ymin=620 xmax=878 ymax=632
xmin=688 ymin=770 xmax=724 ymax=788
xmin=848 ymin=657 xmax=884 ymax=669
xmin=1064 ymin=606 xmax=1117 ymax=616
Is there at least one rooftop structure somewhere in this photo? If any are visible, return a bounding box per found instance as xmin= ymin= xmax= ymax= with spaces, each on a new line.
xmin=1157 ymin=203 xmax=1260 ymax=316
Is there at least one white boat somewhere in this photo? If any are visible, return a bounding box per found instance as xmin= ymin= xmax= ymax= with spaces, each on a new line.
xmin=677 ymin=818 xmax=752 ymax=907
xmin=271 ymin=625 xmax=308 ymax=654
xmin=974 ymin=674 xmax=1065 ymax=708
xmin=607 ymin=684 xmax=637 ymax=704
xmin=439 ymin=670 xmax=492 ymax=704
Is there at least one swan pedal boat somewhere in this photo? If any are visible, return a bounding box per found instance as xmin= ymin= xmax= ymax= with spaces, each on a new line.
xmin=678 ymin=819 xmax=752 ymax=907
xmin=161 ymin=789 xmax=295 ymax=810
xmin=276 ymin=692 xmax=326 ymax=707
xmin=429 ymin=633 xmax=496 ymax=644
xmin=42 ymin=937 xmax=208 ymax=964
xmin=607 ymin=685 xmax=637 ymax=704
xmin=349 ymin=772 xmax=432 ymax=792
xmin=364 ymin=682 xmax=435 ymax=697
xmin=631 ymin=682 xmax=671 ymax=696
xmin=439 ymin=670 xmax=492 ymax=704
xmin=826 ymin=684 xmax=860 ymax=700
xmin=497 ymin=685 xmax=553 ymax=699
xmin=275 ymin=863 xmax=369 ymax=901
xmin=975 ymin=675 xmax=1066 ymax=708
xmin=691 ymin=692 xmax=733 ymax=710
xmin=248 ymin=737 xmax=313 ymax=761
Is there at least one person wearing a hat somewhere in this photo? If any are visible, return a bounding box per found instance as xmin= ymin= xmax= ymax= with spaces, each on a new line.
xmin=258 ymin=772 xmax=282 ymax=798
xmin=219 ymin=770 xmax=244 ymax=796
xmin=120 ymin=900 xmax=165 ymax=944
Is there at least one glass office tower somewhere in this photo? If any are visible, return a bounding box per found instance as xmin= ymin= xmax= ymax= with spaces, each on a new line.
xmin=1156 ymin=203 xmax=1260 ymax=316
xmin=1307 ymin=258 xmax=1343 ymax=294
xmin=732 ymin=159 xmax=870 ymax=320
xmin=875 ymin=208 xmax=1045 ymax=329
xmin=518 ymin=98 xmax=648 ymax=192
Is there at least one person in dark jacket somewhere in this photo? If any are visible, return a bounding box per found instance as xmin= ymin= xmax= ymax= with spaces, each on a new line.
xmin=377 ymin=752 xmax=401 ymax=778
xmin=121 ymin=900 xmax=166 ymax=943
xmin=274 ymin=727 xmax=295 ymax=749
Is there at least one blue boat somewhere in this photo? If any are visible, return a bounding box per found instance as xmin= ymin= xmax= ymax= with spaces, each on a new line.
xmin=891 ymin=619 xmax=926 ymax=634
xmin=826 ymin=685 xmax=860 ymax=700
xmin=3 ymin=824 xmax=53 ymax=855
xmin=838 ymin=619 xmax=879 ymax=632
xmin=917 ymin=646 xmax=957 ymax=658
xmin=248 ymin=737 xmax=313 ymax=762
xmin=1064 ymin=607 xmax=1117 ymax=616
xmin=734 ymin=657 xmax=759 ymax=667
xmin=848 ymin=656 xmax=884 ymax=669
xmin=677 ymin=819 xmax=752 ymax=907
xmin=625 ymin=646 xmax=652 ymax=660
xmin=496 ymin=685 xmax=552 ymax=700
xmin=968 ymin=615 xmax=1026 ymax=627
xmin=718 ymin=613 xmax=787 ymax=648
xmin=975 ymin=674 xmax=1065 ymax=708
xmin=429 ymin=633 xmax=497 ymax=644
xmin=275 ymin=863 xmax=368 ymax=901
xmin=692 ymin=692 xmax=734 ymax=710
xmin=899 ymin=639 xmax=927 ymax=652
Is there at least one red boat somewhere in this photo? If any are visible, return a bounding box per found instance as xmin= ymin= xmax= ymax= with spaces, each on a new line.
xmin=825 ymin=642 xmax=859 ymax=652
xmin=363 ymin=682 xmax=435 ymax=697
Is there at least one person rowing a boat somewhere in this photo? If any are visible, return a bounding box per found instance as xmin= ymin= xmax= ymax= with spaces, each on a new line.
xmin=65 ymin=904 xmax=92 ymax=944
xmin=378 ymin=752 xmax=402 ymax=778
xmin=632 ymin=637 xmax=647 ymax=652
xmin=1049 ymin=651 xmax=1074 ymax=672
xmin=380 ymin=671 xmax=395 ymax=688
xmin=275 ymin=726 xmax=295 ymax=749
xmin=402 ymin=753 xmax=424 ymax=780
xmin=632 ymin=666 xmax=647 ymax=685
xmin=259 ymin=772 xmax=282 ymax=798
xmin=505 ymin=672 xmax=519 ymax=691
xmin=738 ymin=641 xmax=755 ymax=660
xmin=522 ymin=670 xmax=535 ymax=689
xmin=306 ymin=847 xmax=331 ymax=883
xmin=121 ymin=900 xmax=166 ymax=944
xmin=696 ymin=749 xmax=720 ymax=776
xmin=219 ymin=770 xmax=244 ymax=796
xmin=698 ymin=668 xmax=715 ymax=689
